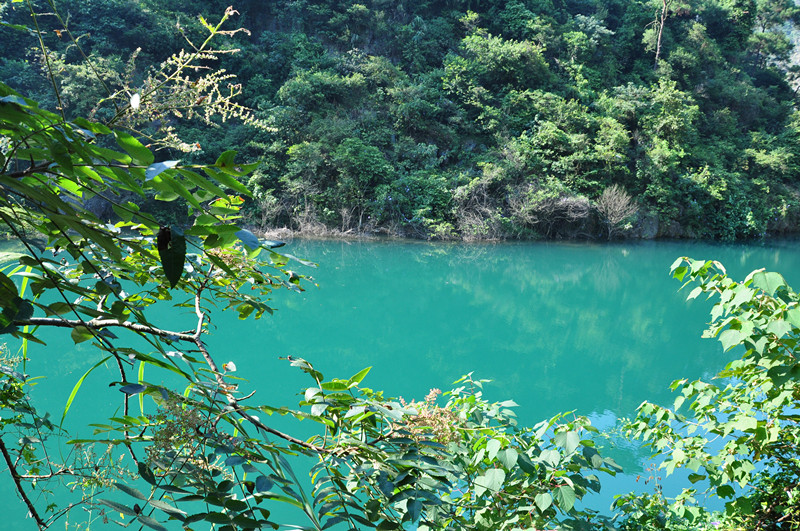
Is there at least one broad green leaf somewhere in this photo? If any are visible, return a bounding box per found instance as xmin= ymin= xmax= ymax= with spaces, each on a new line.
xmin=564 ymin=431 xmax=580 ymax=454
xmin=534 ymin=492 xmax=552 ymax=512
xmin=224 ymin=456 xmax=246 ymax=466
xmin=311 ymin=403 xmax=329 ymax=416
xmin=215 ymin=150 xmax=237 ymax=170
xmin=719 ymin=328 xmax=745 ymax=351
xmin=731 ymin=416 xmax=758 ymax=432
xmin=255 ymin=475 xmax=273 ymax=492
xmin=553 ymin=485 xmax=576 ymax=512
xmin=716 ymin=485 xmax=736 ymax=498
xmin=407 ymin=499 xmax=422 ymax=522
xmin=73 ymin=117 xmax=111 ymax=134
xmin=497 ymin=448 xmax=518 ymax=469
xmin=138 ymin=462 xmax=157 ymax=485
xmin=766 ymin=319 xmax=791 ymax=338
xmin=474 ymin=469 xmax=505 ymax=497
xmin=786 ymin=307 xmax=800 ymax=329
xmin=751 ymin=271 xmax=787 ymax=296
xmin=320 ymin=380 xmax=348 ymax=391
xmin=70 ymin=326 xmax=94 ymax=344
xmin=688 ymin=473 xmax=707 ymax=484
xmin=235 ymin=229 xmax=260 ymax=250
xmin=204 ymin=512 xmax=232 ymax=524
xmin=486 ymin=438 xmax=502 ymax=461
xmin=0 ymin=271 xmax=19 ymax=304
xmin=194 ymin=214 xmax=217 ymax=226
xmin=205 ymin=165 xmax=252 ymax=196
xmin=214 ymin=150 xmax=258 ymax=177
xmin=178 ymin=169 xmax=228 ymax=200
xmin=539 ymin=449 xmax=560 ymax=467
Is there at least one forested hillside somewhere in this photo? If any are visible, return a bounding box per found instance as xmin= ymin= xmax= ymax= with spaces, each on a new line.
xmin=3 ymin=0 xmax=800 ymax=240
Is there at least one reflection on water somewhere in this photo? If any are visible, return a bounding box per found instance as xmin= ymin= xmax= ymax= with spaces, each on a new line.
xmin=2 ymin=237 xmax=800 ymax=524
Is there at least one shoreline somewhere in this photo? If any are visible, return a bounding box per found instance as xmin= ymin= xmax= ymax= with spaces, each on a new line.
xmin=249 ymin=224 xmax=800 ymax=246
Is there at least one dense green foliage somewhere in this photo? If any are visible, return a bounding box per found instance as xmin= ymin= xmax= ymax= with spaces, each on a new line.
xmin=3 ymin=2 xmax=800 ymax=531
xmin=619 ymin=258 xmax=800 ymax=530
xmin=3 ymin=0 xmax=800 ymax=240
xmin=0 ymin=12 xmax=626 ymax=530
xmin=0 ymin=53 xmax=625 ymax=528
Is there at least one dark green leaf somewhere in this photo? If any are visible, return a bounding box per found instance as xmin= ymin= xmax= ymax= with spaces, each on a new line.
xmin=98 ymin=499 xmax=137 ymax=517
xmin=137 ymin=514 xmax=168 ymax=531
xmin=157 ymin=226 xmax=186 ymax=289
xmin=120 ymin=384 xmax=147 ymax=395
xmin=70 ymin=326 xmax=94 ymax=344
xmin=255 ymin=475 xmax=273 ymax=492
xmin=114 ymin=482 xmax=147 ymax=500
xmin=235 ymin=229 xmax=260 ymax=250
xmin=138 ymin=462 xmax=157 ymax=485
xmin=205 ymin=512 xmax=232 ymax=524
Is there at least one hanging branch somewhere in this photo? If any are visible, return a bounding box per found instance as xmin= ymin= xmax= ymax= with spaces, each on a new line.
xmin=0 ymin=437 xmax=47 ymax=530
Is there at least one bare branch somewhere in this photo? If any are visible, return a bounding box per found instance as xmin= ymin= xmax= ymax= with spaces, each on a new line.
xmin=15 ymin=317 xmax=196 ymax=342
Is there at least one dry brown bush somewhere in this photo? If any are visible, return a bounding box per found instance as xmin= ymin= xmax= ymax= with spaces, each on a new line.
xmin=596 ymin=184 xmax=638 ymax=239
xmin=508 ymin=183 xmax=594 ymax=238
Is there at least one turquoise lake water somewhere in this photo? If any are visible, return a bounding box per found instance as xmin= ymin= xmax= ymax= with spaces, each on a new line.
xmin=2 ymin=238 xmax=800 ymax=528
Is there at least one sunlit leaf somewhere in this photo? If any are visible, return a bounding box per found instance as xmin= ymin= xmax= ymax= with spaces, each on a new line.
xmin=145 ymin=160 xmax=179 ymax=181
xmin=534 ymin=492 xmax=552 ymax=512
xmin=115 ymin=131 xmax=154 ymax=165
xmin=148 ymin=499 xmax=186 ymax=516
xmin=474 ymin=469 xmax=505 ymax=497
xmin=61 ymin=356 xmax=111 ymax=425
xmin=553 ymin=485 xmax=575 ymax=511
xmin=751 ymin=271 xmax=787 ymax=296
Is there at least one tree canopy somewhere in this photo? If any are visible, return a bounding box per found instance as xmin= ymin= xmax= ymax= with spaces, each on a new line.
xmin=3 ymin=0 xmax=800 ymax=240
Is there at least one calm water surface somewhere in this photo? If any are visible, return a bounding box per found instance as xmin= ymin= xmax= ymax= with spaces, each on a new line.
xmin=3 ymin=238 xmax=800 ymax=527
